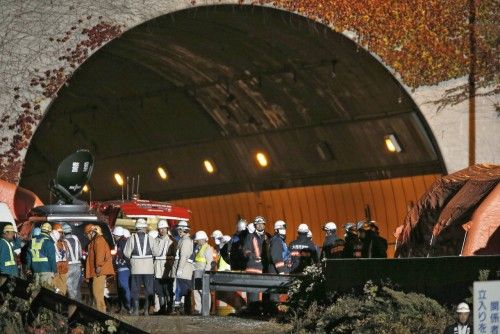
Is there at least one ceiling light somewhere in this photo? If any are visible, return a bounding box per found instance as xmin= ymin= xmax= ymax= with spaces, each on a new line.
xmin=157 ymin=166 xmax=168 ymax=180
xmin=255 ymin=152 xmax=269 ymax=167
xmin=82 ymin=185 xmax=89 ymax=192
xmin=114 ymin=173 xmax=124 ymax=186
xmin=384 ymin=134 xmax=402 ymax=153
xmin=204 ymin=160 xmax=216 ymax=174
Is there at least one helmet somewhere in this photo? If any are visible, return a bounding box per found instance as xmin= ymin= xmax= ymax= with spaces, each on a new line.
xmin=323 ymin=222 xmax=337 ymax=231
xmin=369 ymin=220 xmax=379 ymax=231
xmin=274 ymin=220 xmax=286 ymax=230
xmin=113 ymin=226 xmax=125 ymax=237
xmin=123 ymin=229 xmax=131 ymax=238
xmin=247 ymin=223 xmax=255 ymax=234
xmin=148 ymin=230 xmax=159 ymax=239
xmin=2 ymin=224 xmax=15 ymax=233
xmin=236 ymin=219 xmax=247 ymax=232
xmin=456 ymin=302 xmax=470 ymax=313
xmin=297 ymin=223 xmax=309 ymax=233
xmin=62 ymin=223 xmax=72 ymax=234
xmin=194 ymin=230 xmax=208 ymax=241
xmin=253 ymin=216 xmax=266 ymax=225
xmin=32 ymin=227 xmax=41 ymax=237
xmin=84 ymin=224 xmax=96 ymax=234
xmin=158 ymin=220 xmax=168 ymax=229
xmin=135 ymin=218 xmax=148 ymax=229
xmin=356 ymin=221 xmax=370 ymax=231
xmin=52 ymin=223 xmax=63 ymax=232
xmin=211 ymin=230 xmax=223 ymax=238
xmin=95 ymin=225 xmax=103 ymax=235
xmin=41 ymin=222 xmax=52 ymax=233
xmin=307 ymin=230 xmax=312 ymax=238
xmin=177 ymin=220 xmax=190 ymax=230
xmin=344 ymin=223 xmax=357 ymax=234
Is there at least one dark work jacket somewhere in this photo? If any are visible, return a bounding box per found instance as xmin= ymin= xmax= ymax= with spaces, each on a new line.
xmin=229 ymin=230 xmax=248 ymax=271
xmin=219 ymin=243 xmax=230 ymax=265
xmin=343 ymin=234 xmax=363 ymax=258
xmin=268 ymin=234 xmax=290 ymax=274
xmin=114 ymin=237 xmax=130 ymax=271
xmin=320 ymin=235 xmax=345 ymax=260
xmin=443 ymin=322 xmax=472 ymax=334
xmin=243 ymin=231 xmax=270 ymax=273
xmin=372 ymin=235 xmax=388 ymax=258
xmin=288 ymin=234 xmax=318 ymax=274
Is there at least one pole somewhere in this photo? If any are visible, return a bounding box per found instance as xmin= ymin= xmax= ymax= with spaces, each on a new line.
xmin=468 ymin=0 xmax=476 ymax=166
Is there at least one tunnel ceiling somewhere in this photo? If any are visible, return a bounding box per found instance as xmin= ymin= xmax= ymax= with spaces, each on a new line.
xmin=20 ymin=5 xmax=444 ymax=202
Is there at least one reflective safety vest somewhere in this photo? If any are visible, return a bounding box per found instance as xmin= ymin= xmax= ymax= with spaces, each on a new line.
xmin=31 ymin=237 xmax=49 ymax=262
xmin=64 ymin=235 xmax=81 ymax=265
xmin=132 ymin=233 xmax=152 ymax=259
xmin=1 ymin=239 xmax=15 ymax=267
xmin=194 ymin=243 xmax=210 ymax=263
xmin=217 ymin=254 xmax=231 ymax=271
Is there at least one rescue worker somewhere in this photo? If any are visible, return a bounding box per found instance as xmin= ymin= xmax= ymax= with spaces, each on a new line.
xmin=342 ymin=223 xmax=363 ymax=258
xmin=193 ymin=230 xmax=213 ymax=315
xmin=62 ymin=224 xmax=82 ymax=301
xmin=357 ymin=220 xmax=377 ymax=258
xmin=170 ymin=220 xmax=193 ymax=314
xmin=289 ymin=223 xmax=318 ymax=273
xmin=212 ymin=230 xmax=230 ymax=271
xmin=123 ymin=218 xmax=160 ymax=316
xmin=52 ymin=224 xmax=69 ymax=295
xmin=268 ymin=220 xmax=290 ymax=304
xmin=229 ymin=219 xmax=248 ymax=271
xmin=84 ymin=224 xmax=115 ymax=313
xmin=443 ymin=302 xmax=472 ymax=334
xmin=26 ymin=223 xmax=56 ymax=288
xmin=320 ymin=222 xmax=345 ymax=260
xmin=243 ymin=216 xmax=270 ymax=311
xmin=0 ymin=224 xmax=18 ymax=276
xmin=154 ymin=220 xmax=177 ymax=315
xmin=112 ymin=226 xmax=131 ymax=314
xmin=369 ymin=221 xmax=388 ymax=258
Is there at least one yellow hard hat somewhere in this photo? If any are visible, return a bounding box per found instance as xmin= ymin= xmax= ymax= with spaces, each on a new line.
xmin=3 ymin=224 xmax=15 ymax=233
xmin=41 ymin=222 xmax=52 ymax=233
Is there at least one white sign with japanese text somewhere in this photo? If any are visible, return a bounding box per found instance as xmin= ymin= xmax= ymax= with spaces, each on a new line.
xmin=474 ymin=281 xmax=500 ymax=334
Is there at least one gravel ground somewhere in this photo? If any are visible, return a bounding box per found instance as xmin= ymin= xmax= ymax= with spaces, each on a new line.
xmin=120 ymin=315 xmax=291 ymax=334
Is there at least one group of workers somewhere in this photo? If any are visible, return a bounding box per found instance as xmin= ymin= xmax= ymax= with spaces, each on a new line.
xmin=0 ymin=215 xmax=387 ymax=316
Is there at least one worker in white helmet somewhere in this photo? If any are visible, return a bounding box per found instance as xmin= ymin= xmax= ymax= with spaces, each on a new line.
xmin=288 ymin=223 xmax=319 ymax=274
xmin=192 ymin=230 xmax=214 ymax=314
xmin=169 ymin=220 xmax=194 ymax=314
xmin=112 ymin=226 xmax=131 ymax=314
xmin=154 ymin=219 xmax=177 ymax=315
xmin=123 ymin=218 xmax=161 ymax=315
xmin=320 ymin=222 xmax=345 ymax=260
xmin=443 ymin=302 xmax=472 ymax=334
xmin=229 ymin=218 xmax=249 ymax=271
xmin=212 ymin=230 xmax=231 ymax=271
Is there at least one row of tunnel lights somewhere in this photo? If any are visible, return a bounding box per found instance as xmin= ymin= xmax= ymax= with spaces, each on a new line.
xmin=85 ymin=135 xmax=401 ymax=189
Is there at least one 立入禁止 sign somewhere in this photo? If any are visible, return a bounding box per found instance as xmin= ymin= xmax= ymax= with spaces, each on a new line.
xmin=474 ymin=280 xmax=500 ymax=334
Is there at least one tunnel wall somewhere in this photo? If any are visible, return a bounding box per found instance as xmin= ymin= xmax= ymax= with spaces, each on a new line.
xmin=171 ymin=173 xmax=440 ymax=257
xmin=0 ymin=1 xmax=498 ymax=184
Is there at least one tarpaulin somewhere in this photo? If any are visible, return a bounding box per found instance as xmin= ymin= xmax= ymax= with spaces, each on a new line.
xmin=0 ymin=179 xmax=43 ymax=222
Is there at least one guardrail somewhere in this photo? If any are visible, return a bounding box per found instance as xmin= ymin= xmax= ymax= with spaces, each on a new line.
xmin=0 ymin=274 xmax=147 ymax=334
xmin=197 ymin=271 xmax=297 ymax=316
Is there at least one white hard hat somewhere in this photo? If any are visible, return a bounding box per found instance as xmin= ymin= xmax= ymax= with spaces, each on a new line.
xmin=211 ymin=230 xmax=223 ymax=238
xmin=136 ymin=218 xmax=148 ymax=229
xmin=247 ymin=223 xmax=255 ymax=234
xmin=324 ymin=222 xmax=337 ymax=231
xmin=113 ymin=226 xmax=124 ymax=237
xmin=194 ymin=230 xmax=208 ymax=241
xmin=274 ymin=220 xmax=286 ymax=230
xmin=222 ymin=235 xmax=231 ymax=243
xmin=148 ymin=230 xmax=159 ymax=239
xmin=307 ymin=230 xmax=312 ymax=238
xmin=177 ymin=220 xmax=190 ymax=230
xmin=456 ymin=302 xmax=470 ymax=313
xmin=236 ymin=219 xmax=247 ymax=232
xmin=123 ymin=229 xmax=131 ymax=238
xmin=158 ymin=220 xmax=168 ymax=229
xmin=298 ymin=223 xmax=309 ymax=233
xmin=253 ymin=216 xmax=266 ymax=225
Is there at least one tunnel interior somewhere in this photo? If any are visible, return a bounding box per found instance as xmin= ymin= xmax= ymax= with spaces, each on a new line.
xmin=20 ymin=5 xmax=445 ymax=241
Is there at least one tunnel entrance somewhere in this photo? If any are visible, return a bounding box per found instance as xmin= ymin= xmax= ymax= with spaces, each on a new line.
xmin=19 ymin=5 xmax=445 ymax=253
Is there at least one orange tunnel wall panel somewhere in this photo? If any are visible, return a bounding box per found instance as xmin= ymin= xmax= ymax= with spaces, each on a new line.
xmin=171 ymin=174 xmax=440 ymax=258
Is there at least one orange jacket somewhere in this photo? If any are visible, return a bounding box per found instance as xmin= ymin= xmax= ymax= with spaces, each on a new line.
xmin=85 ymin=234 xmax=115 ymax=279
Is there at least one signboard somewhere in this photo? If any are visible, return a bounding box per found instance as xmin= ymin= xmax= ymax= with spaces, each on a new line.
xmin=474 ymin=280 xmax=500 ymax=334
